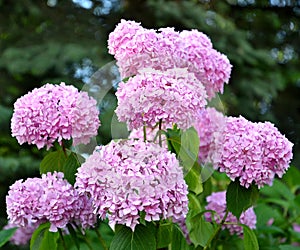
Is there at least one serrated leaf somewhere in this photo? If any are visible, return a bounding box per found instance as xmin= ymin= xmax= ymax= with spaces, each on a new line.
xmin=0 ymin=227 xmax=17 ymax=247
xmin=226 ymin=181 xmax=259 ymax=219
xmin=156 ymin=222 xmax=172 ymax=248
xmin=242 ymin=225 xmax=259 ymax=250
xmin=30 ymin=222 xmax=59 ymax=250
xmin=40 ymin=149 xmax=68 ymax=174
xmin=186 ymin=213 xmax=214 ymax=247
xmin=184 ymin=162 xmax=203 ymax=195
xmin=110 ymin=224 xmax=156 ymax=250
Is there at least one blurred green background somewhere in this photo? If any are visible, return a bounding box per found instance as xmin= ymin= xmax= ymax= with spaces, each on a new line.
xmin=0 ymin=0 xmax=299 ymax=248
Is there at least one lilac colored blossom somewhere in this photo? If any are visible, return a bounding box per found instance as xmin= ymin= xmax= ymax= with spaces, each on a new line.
xmin=212 ymin=116 xmax=293 ymax=188
xmin=75 ymin=139 xmax=189 ymax=231
xmin=11 ymin=82 xmax=100 ymax=150
xmin=108 ymin=19 xmax=232 ymax=99
xmin=6 ymin=172 xmax=96 ymax=233
xmin=205 ymin=191 xmax=256 ymax=236
xmin=4 ymin=221 xmax=40 ymax=246
xmin=193 ymin=107 xmax=225 ymax=163
xmin=115 ymin=68 xmax=207 ymax=130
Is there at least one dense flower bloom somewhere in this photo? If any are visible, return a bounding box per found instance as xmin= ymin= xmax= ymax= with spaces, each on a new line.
xmin=4 ymin=222 xmax=40 ymax=246
xmin=108 ymin=19 xmax=232 ymax=99
xmin=11 ymin=82 xmax=100 ymax=150
xmin=212 ymin=116 xmax=293 ymax=188
xmin=115 ymin=68 xmax=207 ymax=130
xmin=193 ymin=107 xmax=225 ymax=163
xmin=205 ymin=191 xmax=256 ymax=236
xmin=75 ymin=139 xmax=189 ymax=231
xmin=6 ymin=172 xmax=96 ymax=232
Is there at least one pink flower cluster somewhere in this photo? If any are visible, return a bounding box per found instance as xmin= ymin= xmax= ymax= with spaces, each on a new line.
xmin=75 ymin=139 xmax=189 ymax=231
xmin=205 ymin=191 xmax=256 ymax=236
xmin=193 ymin=107 xmax=225 ymax=163
xmin=11 ymin=82 xmax=100 ymax=150
xmin=4 ymin=222 xmax=39 ymax=246
xmin=213 ymin=116 xmax=293 ymax=188
xmin=108 ymin=19 xmax=232 ymax=99
xmin=115 ymin=68 xmax=207 ymax=130
xmin=6 ymin=172 xmax=96 ymax=232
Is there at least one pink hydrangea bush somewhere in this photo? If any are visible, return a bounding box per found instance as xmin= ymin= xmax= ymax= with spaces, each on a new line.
xmin=11 ymin=82 xmax=100 ymax=150
xmin=6 ymin=172 xmax=96 ymax=232
xmin=205 ymin=191 xmax=256 ymax=236
xmin=75 ymin=139 xmax=189 ymax=230
xmin=108 ymin=19 xmax=232 ymax=99
xmin=212 ymin=116 xmax=293 ymax=188
xmin=115 ymin=68 xmax=207 ymax=130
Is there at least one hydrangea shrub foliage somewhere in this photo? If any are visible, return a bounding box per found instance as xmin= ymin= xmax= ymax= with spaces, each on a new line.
xmin=1 ymin=19 xmax=297 ymax=250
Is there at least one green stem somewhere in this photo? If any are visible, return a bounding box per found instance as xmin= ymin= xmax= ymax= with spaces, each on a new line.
xmin=158 ymin=119 xmax=162 ymax=147
xmin=203 ymin=209 xmax=229 ymax=250
xmin=58 ymin=228 xmax=68 ymax=250
xmin=95 ymin=227 xmax=109 ymax=250
xmin=143 ymin=124 xmax=147 ymax=142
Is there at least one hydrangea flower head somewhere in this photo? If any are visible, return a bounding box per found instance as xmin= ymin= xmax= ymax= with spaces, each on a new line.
xmin=213 ymin=116 xmax=293 ymax=188
xmin=115 ymin=68 xmax=207 ymax=130
xmin=11 ymin=82 xmax=100 ymax=150
xmin=193 ymin=107 xmax=225 ymax=163
xmin=6 ymin=172 xmax=96 ymax=232
xmin=205 ymin=191 xmax=256 ymax=236
xmin=108 ymin=19 xmax=232 ymax=99
xmin=75 ymin=139 xmax=189 ymax=231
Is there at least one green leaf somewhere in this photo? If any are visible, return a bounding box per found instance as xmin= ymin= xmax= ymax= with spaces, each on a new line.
xmin=156 ymin=222 xmax=172 ymax=248
xmin=184 ymin=162 xmax=203 ymax=195
xmin=166 ymin=126 xmax=200 ymax=174
xmin=110 ymin=224 xmax=156 ymax=250
xmin=226 ymin=181 xmax=259 ymax=219
xmin=40 ymin=149 xmax=68 ymax=174
xmin=170 ymin=224 xmax=193 ymax=250
xmin=187 ymin=193 xmax=202 ymax=217
xmin=0 ymin=227 xmax=17 ymax=247
xmin=66 ymin=224 xmax=80 ymax=250
xmin=242 ymin=225 xmax=259 ymax=250
xmin=279 ymin=246 xmax=300 ymax=250
xmin=186 ymin=213 xmax=214 ymax=247
xmin=62 ymin=152 xmax=84 ymax=185
xmin=30 ymin=222 xmax=59 ymax=250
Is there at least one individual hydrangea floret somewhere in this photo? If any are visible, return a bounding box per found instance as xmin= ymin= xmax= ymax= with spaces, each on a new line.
xmin=108 ymin=19 xmax=232 ymax=99
xmin=212 ymin=116 xmax=293 ymax=188
xmin=75 ymin=139 xmax=189 ymax=231
xmin=11 ymin=82 xmax=100 ymax=150
xmin=205 ymin=191 xmax=256 ymax=236
xmin=6 ymin=172 xmax=96 ymax=232
xmin=115 ymin=68 xmax=207 ymax=130
xmin=193 ymin=107 xmax=225 ymax=164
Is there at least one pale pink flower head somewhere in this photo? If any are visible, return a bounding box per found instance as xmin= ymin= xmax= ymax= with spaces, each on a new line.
xmin=6 ymin=172 xmax=95 ymax=232
xmin=4 ymin=221 xmax=40 ymax=246
xmin=115 ymin=68 xmax=207 ymax=131
xmin=11 ymin=82 xmax=100 ymax=150
xmin=75 ymin=139 xmax=189 ymax=231
xmin=213 ymin=116 xmax=293 ymax=188
xmin=193 ymin=107 xmax=225 ymax=163
xmin=205 ymin=191 xmax=256 ymax=236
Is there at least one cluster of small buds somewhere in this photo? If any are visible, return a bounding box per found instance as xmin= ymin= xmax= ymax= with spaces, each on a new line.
xmin=11 ymin=82 xmax=100 ymax=150
xmin=75 ymin=139 xmax=189 ymax=231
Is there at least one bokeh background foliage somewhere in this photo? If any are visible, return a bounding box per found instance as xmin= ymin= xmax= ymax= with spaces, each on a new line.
xmin=0 ymin=0 xmax=299 ymax=249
